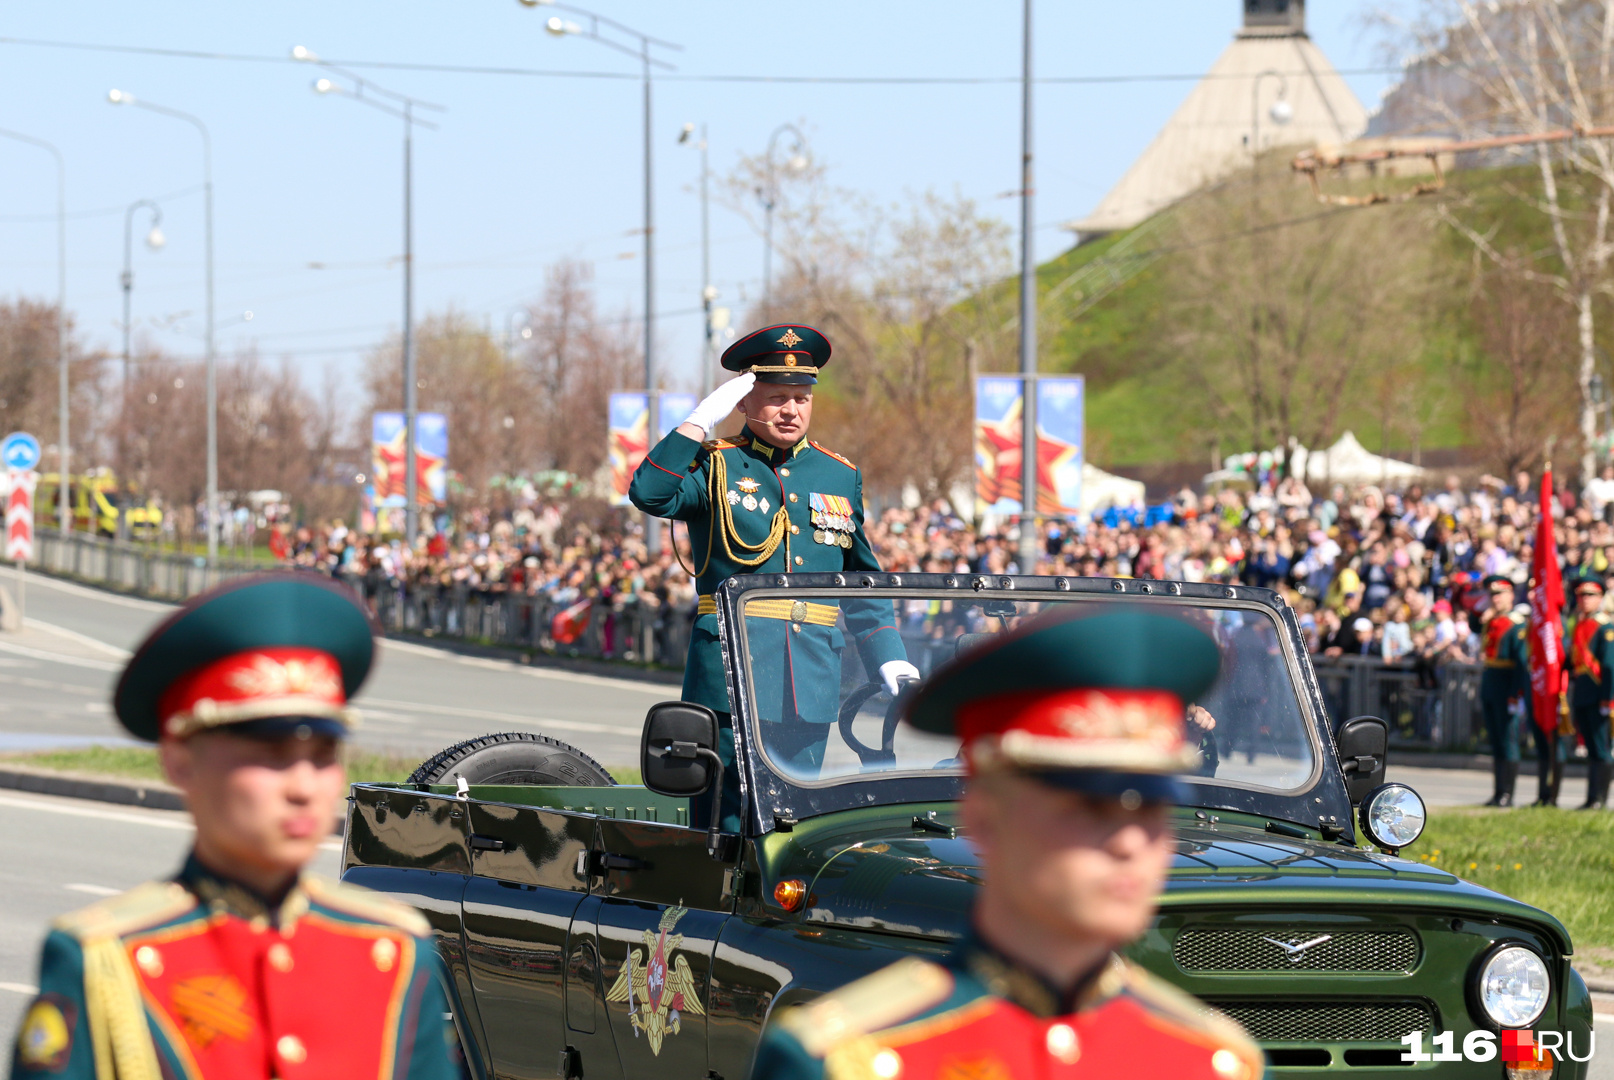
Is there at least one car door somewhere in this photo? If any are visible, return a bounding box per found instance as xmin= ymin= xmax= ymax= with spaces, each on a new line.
xmin=458 ymin=798 xmax=595 ymax=1080
xmin=576 ymin=814 xmax=731 ymax=1080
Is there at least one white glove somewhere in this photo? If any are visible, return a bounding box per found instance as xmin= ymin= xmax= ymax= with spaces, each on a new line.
xmin=683 ymin=373 xmax=756 ymax=436
xmin=879 ymin=660 xmax=921 ymax=696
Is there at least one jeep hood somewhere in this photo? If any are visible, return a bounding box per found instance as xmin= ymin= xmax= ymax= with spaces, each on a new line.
xmin=774 ymin=812 xmax=1570 ymax=953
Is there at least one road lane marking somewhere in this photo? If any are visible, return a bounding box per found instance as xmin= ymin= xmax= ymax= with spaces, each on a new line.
xmin=0 ymin=791 xmax=193 ymax=831
xmin=1596 ymin=1013 xmax=1614 ymax=1024
xmin=0 ymin=982 xmax=39 ymax=995
xmin=378 ymin=638 xmax=668 ymax=694
xmin=0 ymin=640 xmax=121 ymax=672
xmin=0 ymin=672 xmax=102 ymax=696
xmin=23 ymin=573 xmax=174 ymax=611
xmin=25 ymin=619 xmax=133 ymax=659
xmin=65 ymin=883 xmax=122 ymax=896
xmin=362 ymin=697 xmax=639 ymax=735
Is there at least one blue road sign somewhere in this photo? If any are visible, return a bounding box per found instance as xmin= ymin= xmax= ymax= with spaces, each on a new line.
xmin=1 ymin=432 xmax=40 ymax=472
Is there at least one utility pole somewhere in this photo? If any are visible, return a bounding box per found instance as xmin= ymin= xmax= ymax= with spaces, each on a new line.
xmin=1017 ymin=0 xmax=1039 ymax=573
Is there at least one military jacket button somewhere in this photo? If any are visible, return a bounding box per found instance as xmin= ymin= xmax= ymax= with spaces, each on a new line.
xmin=1212 ymin=1048 xmax=1246 ymax=1079
xmin=372 ymin=937 xmax=399 ymax=971
xmin=791 ymin=525 xmax=800 ymax=535
xmin=267 ymin=942 xmax=294 ymax=972
xmin=871 ymin=1048 xmax=902 ymax=1078
xmin=780 ymin=467 xmax=790 ymax=476
xmin=135 ymin=945 xmax=163 ymax=976
xmin=789 ymin=493 xmax=798 ymax=503
xmin=794 ymin=556 xmax=803 ymax=566
xmin=1047 ymin=1022 xmax=1080 ymax=1063
xmin=277 ymin=1034 xmax=308 ymax=1065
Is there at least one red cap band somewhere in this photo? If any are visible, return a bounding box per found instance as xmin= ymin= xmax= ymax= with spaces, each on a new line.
xmin=958 ymin=688 xmax=1186 ymax=772
xmin=158 ymin=646 xmax=347 ymax=737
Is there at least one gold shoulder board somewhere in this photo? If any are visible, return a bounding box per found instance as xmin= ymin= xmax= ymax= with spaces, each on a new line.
xmin=774 ymin=956 xmax=953 ymax=1060
xmin=1119 ymin=962 xmax=1263 ymax=1078
xmin=302 ymin=875 xmax=431 ymax=936
xmin=52 ymin=881 xmax=195 ymax=942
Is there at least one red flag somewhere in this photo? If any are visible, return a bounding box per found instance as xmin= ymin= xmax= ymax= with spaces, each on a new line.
xmin=1527 ymin=468 xmax=1565 ymax=735
xmin=552 ymin=598 xmax=593 ymax=645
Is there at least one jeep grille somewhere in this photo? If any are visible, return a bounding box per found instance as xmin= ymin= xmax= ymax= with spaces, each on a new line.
xmin=1208 ymin=1000 xmax=1436 ymax=1044
xmin=1173 ymin=928 xmax=1419 ymax=974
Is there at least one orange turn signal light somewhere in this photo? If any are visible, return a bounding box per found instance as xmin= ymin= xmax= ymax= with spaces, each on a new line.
xmin=774 ymin=878 xmax=808 ymax=912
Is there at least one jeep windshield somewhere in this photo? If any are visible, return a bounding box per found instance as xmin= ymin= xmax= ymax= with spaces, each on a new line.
xmin=719 ymin=575 xmax=1347 ymax=832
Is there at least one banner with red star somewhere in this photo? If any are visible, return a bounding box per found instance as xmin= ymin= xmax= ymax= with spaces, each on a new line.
xmin=974 ymin=375 xmax=1084 ymax=520
xmin=608 ymin=392 xmax=697 ymax=506
xmin=371 ymin=412 xmax=448 ymax=507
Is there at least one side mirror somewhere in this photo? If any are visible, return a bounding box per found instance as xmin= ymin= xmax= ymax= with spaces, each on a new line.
xmin=1335 ymin=715 xmax=1389 ymax=805
xmin=641 ymin=702 xmax=726 ymax=858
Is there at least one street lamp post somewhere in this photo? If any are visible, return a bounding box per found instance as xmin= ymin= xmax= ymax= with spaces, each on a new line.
xmin=1016 ymin=0 xmax=1038 ymax=573
xmin=0 ymin=129 xmax=67 ymax=538
xmin=1246 ymin=71 xmax=1290 ymax=465
xmin=107 ymin=90 xmax=217 ymax=562
xmin=120 ymin=199 xmax=164 ymax=489
xmin=295 ymin=47 xmax=443 ymax=551
xmin=680 ymin=122 xmax=716 ymax=396
xmin=520 ymin=1 xmax=681 ymax=554
xmin=758 ymin=123 xmax=807 ymax=323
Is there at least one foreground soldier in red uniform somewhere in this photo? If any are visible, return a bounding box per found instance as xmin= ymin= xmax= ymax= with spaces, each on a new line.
xmin=10 ymin=575 xmax=460 ymax=1080
xmin=749 ymin=609 xmax=1264 ymax=1080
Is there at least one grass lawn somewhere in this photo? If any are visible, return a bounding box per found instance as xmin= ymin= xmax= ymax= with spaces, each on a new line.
xmin=1412 ymin=807 xmax=1614 ymax=965
xmin=0 ymin=746 xmax=642 ymax=788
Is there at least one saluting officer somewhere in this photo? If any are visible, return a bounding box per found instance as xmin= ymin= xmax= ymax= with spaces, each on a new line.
xmin=1565 ymin=573 xmax=1614 ymax=809
xmin=750 ymin=609 xmax=1264 ymax=1080
xmin=10 ymin=576 xmax=460 ymax=1080
xmin=1479 ymin=575 xmax=1529 ymax=807
xmin=629 ymin=325 xmax=919 ymax=805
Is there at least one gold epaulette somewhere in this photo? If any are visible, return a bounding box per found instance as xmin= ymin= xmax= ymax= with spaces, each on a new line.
xmin=52 ymin=881 xmax=195 ymax=942
xmin=702 ymin=438 xmax=742 ymax=451
xmin=302 ymin=875 xmax=431 ymax=937
xmin=773 ymin=957 xmax=953 ymax=1060
xmin=810 ymin=441 xmax=858 ymax=470
xmin=1118 ymin=962 xmax=1264 ymax=1078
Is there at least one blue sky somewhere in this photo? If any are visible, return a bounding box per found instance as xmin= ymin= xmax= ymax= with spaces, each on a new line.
xmin=0 ymin=1 xmax=1398 ymax=404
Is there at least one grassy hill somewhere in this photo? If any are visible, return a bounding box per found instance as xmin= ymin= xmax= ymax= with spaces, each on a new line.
xmin=1032 ymin=161 xmax=1601 ymax=471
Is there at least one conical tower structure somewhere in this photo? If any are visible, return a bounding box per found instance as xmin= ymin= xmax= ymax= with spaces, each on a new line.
xmin=1070 ymin=0 xmax=1368 ymax=238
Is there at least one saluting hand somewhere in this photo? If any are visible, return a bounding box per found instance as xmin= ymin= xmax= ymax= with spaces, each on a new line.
xmin=683 ymin=373 xmax=757 ymax=437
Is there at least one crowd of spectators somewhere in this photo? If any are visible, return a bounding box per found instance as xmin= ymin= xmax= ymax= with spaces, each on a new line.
xmin=272 ymin=463 xmax=1614 ymax=670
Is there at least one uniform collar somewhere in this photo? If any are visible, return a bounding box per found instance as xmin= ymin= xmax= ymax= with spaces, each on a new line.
xmin=741 ymin=426 xmax=808 ymax=461
xmin=177 ymin=851 xmax=310 ymax=932
xmin=954 ymin=929 xmax=1124 ymax=1017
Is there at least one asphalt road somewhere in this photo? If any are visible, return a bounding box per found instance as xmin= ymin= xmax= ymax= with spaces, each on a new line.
xmin=0 ymin=572 xmax=669 ymax=771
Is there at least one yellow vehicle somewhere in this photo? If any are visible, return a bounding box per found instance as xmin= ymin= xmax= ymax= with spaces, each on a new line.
xmin=39 ymin=471 xmax=164 ymax=539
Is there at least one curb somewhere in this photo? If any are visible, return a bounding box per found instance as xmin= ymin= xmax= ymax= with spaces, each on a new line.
xmin=0 ymin=765 xmax=185 ymax=811
xmin=1585 ymin=976 xmax=1614 ymax=995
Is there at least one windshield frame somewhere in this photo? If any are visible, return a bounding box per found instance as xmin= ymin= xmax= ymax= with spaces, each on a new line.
xmin=715 ymin=571 xmax=1356 ymax=840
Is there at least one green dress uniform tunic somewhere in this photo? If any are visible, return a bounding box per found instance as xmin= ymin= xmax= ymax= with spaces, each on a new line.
xmin=1479 ymin=610 xmax=1528 ymax=761
xmin=629 ymin=426 xmax=906 ymax=770
xmin=1566 ymin=610 xmax=1614 ymax=805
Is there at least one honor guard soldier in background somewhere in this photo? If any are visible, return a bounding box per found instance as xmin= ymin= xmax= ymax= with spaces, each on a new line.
xmin=1565 ymin=573 xmax=1614 ymax=809
xmin=629 ymin=325 xmax=919 ymax=819
xmin=750 ymin=609 xmax=1264 ymax=1080
xmin=10 ymin=576 xmax=460 ymax=1080
xmin=1479 ymin=575 xmax=1528 ymax=807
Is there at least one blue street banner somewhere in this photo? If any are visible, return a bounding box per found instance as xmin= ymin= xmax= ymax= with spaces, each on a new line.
xmin=973 ymin=375 xmax=1084 ymax=519
xmin=608 ymin=392 xmax=700 ymax=507
xmin=372 ymin=412 xmax=448 ymax=507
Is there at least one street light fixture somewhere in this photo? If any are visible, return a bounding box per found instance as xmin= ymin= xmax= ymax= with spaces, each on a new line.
xmin=107 ymin=88 xmax=219 ymax=563
xmin=295 ymin=45 xmax=444 ymax=551
xmin=517 ymin=0 xmax=681 ymax=554
xmin=120 ymin=198 xmax=163 ymax=484
xmin=758 ymin=123 xmax=808 ymax=321
xmin=0 ymin=128 xmax=67 ymax=538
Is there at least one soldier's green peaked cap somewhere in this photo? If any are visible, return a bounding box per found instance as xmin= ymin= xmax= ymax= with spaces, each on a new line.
xmin=720 ymin=324 xmax=830 ymax=385
xmin=903 ymin=608 xmax=1220 ymax=786
xmin=114 ymin=573 xmax=376 ymax=742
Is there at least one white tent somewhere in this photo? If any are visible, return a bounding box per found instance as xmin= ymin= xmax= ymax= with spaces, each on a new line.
xmin=1068 ymin=1 xmax=1367 ymax=237
xmin=1082 ymin=463 xmax=1146 ymax=513
xmin=1292 ymin=431 xmax=1424 ymax=486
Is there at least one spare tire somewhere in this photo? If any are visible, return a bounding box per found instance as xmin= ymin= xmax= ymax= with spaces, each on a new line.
xmin=407 ymin=732 xmax=617 ymax=787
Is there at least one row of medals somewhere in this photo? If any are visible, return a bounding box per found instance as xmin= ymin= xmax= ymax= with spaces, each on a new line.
xmin=727 ymin=478 xmax=853 ymax=548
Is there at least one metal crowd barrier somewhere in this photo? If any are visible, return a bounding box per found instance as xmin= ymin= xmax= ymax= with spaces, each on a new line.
xmin=1312 ymin=654 xmax=1484 ymax=752
xmin=31 ymin=529 xmax=258 ymax=599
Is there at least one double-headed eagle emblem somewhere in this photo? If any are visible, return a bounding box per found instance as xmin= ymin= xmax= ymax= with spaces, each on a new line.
xmin=605 ymin=905 xmax=706 ymax=1055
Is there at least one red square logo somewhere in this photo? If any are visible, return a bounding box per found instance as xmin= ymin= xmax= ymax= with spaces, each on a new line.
xmin=1502 ymin=1030 xmax=1545 ymax=1065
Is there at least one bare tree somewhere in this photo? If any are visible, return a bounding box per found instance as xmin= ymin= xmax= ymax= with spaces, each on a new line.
xmin=0 ymin=298 xmax=108 ymax=476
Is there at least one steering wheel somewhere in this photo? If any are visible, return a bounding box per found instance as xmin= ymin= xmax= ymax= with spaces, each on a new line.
xmin=835 ymin=679 xmax=917 ymax=767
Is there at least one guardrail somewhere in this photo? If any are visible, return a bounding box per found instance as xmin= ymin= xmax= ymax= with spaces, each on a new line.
xmin=1313 ymin=654 xmax=1484 ymax=753
xmin=31 ymin=529 xmax=258 ymax=599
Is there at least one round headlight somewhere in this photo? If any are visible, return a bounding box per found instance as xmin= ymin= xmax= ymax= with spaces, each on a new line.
xmin=1358 ymin=783 xmax=1426 ymax=850
xmin=1477 ymin=945 xmax=1550 ymax=1028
